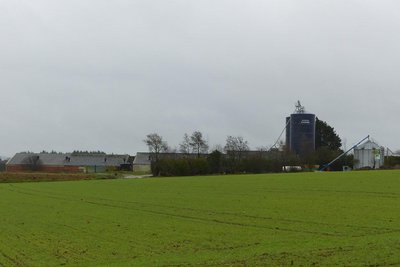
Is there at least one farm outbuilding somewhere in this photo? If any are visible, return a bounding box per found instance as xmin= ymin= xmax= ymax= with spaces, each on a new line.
xmin=132 ymin=152 xmax=152 ymax=173
xmin=6 ymin=152 xmax=131 ymax=173
xmin=353 ymin=140 xmax=385 ymax=169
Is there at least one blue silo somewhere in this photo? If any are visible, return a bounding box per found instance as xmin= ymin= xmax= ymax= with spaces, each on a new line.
xmin=286 ymin=102 xmax=316 ymax=156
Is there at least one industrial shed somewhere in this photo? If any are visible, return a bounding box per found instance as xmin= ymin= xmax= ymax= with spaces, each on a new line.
xmin=132 ymin=152 xmax=152 ymax=172
xmin=6 ymin=152 xmax=131 ymax=173
xmin=354 ymin=140 xmax=385 ymax=169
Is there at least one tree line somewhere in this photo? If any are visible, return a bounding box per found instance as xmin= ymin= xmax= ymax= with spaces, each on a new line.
xmin=143 ymin=118 xmax=353 ymax=176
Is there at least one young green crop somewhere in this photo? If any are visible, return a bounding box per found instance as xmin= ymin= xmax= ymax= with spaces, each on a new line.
xmin=0 ymin=170 xmax=400 ymax=266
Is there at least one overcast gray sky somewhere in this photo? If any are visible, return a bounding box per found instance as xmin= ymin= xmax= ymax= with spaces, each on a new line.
xmin=1 ymin=0 xmax=399 ymax=157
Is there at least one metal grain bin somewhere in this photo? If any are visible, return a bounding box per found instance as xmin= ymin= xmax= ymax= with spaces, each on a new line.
xmin=287 ymin=113 xmax=316 ymax=156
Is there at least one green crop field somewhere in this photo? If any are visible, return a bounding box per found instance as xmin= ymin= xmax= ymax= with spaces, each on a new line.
xmin=1 ymin=171 xmax=400 ymax=266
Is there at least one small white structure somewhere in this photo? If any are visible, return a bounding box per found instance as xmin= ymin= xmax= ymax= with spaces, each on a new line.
xmin=354 ymin=140 xmax=384 ymax=169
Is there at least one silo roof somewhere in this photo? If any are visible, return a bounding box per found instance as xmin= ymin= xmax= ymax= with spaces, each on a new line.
xmin=355 ymin=140 xmax=381 ymax=150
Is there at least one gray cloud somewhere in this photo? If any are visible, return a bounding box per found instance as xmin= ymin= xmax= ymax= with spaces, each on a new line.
xmin=1 ymin=0 xmax=399 ymax=156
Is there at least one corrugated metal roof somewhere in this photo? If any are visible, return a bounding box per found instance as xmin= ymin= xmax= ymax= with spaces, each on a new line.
xmin=7 ymin=153 xmax=66 ymax=166
xmin=355 ymin=140 xmax=382 ymax=150
xmin=66 ymin=155 xmax=129 ymax=167
xmin=132 ymin=152 xmax=152 ymax=165
xmin=7 ymin=152 xmax=129 ymax=167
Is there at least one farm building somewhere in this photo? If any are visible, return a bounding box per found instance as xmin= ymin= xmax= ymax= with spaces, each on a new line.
xmin=6 ymin=152 xmax=132 ymax=173
xmin=353 ymin=140 xmax=385 ymax=169
xmin=286 ymin=101 xmax=316 ymax=157
xmin=132 ymin=152 xmax=152 ymax=172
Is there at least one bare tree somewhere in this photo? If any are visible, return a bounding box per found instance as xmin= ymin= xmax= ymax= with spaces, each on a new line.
xmin=189 ymin=131 xmax=209 ymax=157
xmin=144 ymin=133 xmax=168 ymax=162
xmin=22 ymin=155 xmax=42 ymax=171
xmin=0 ymin=158 xmax=7 ymax=172
xmin=179 ymin=133 xmax=191 ymax=154
xmin=224 ymin=136 xmax=249 ymax=162
xmin=210 ymin=144 xmax=224 ymax=153
xmin=256 ymin=146 xmax=269 ymax=152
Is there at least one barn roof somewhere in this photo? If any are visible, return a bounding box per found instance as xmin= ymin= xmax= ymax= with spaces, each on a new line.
xmin=133 ymin=152 xmax=151 ymax=165
xmin=7 ymin=153 xmax=66 ymax=166
xmin=355 ymin=140 xmax=382 ymax=150
xmin=7 ymin=152 xmax=129 ymax=167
